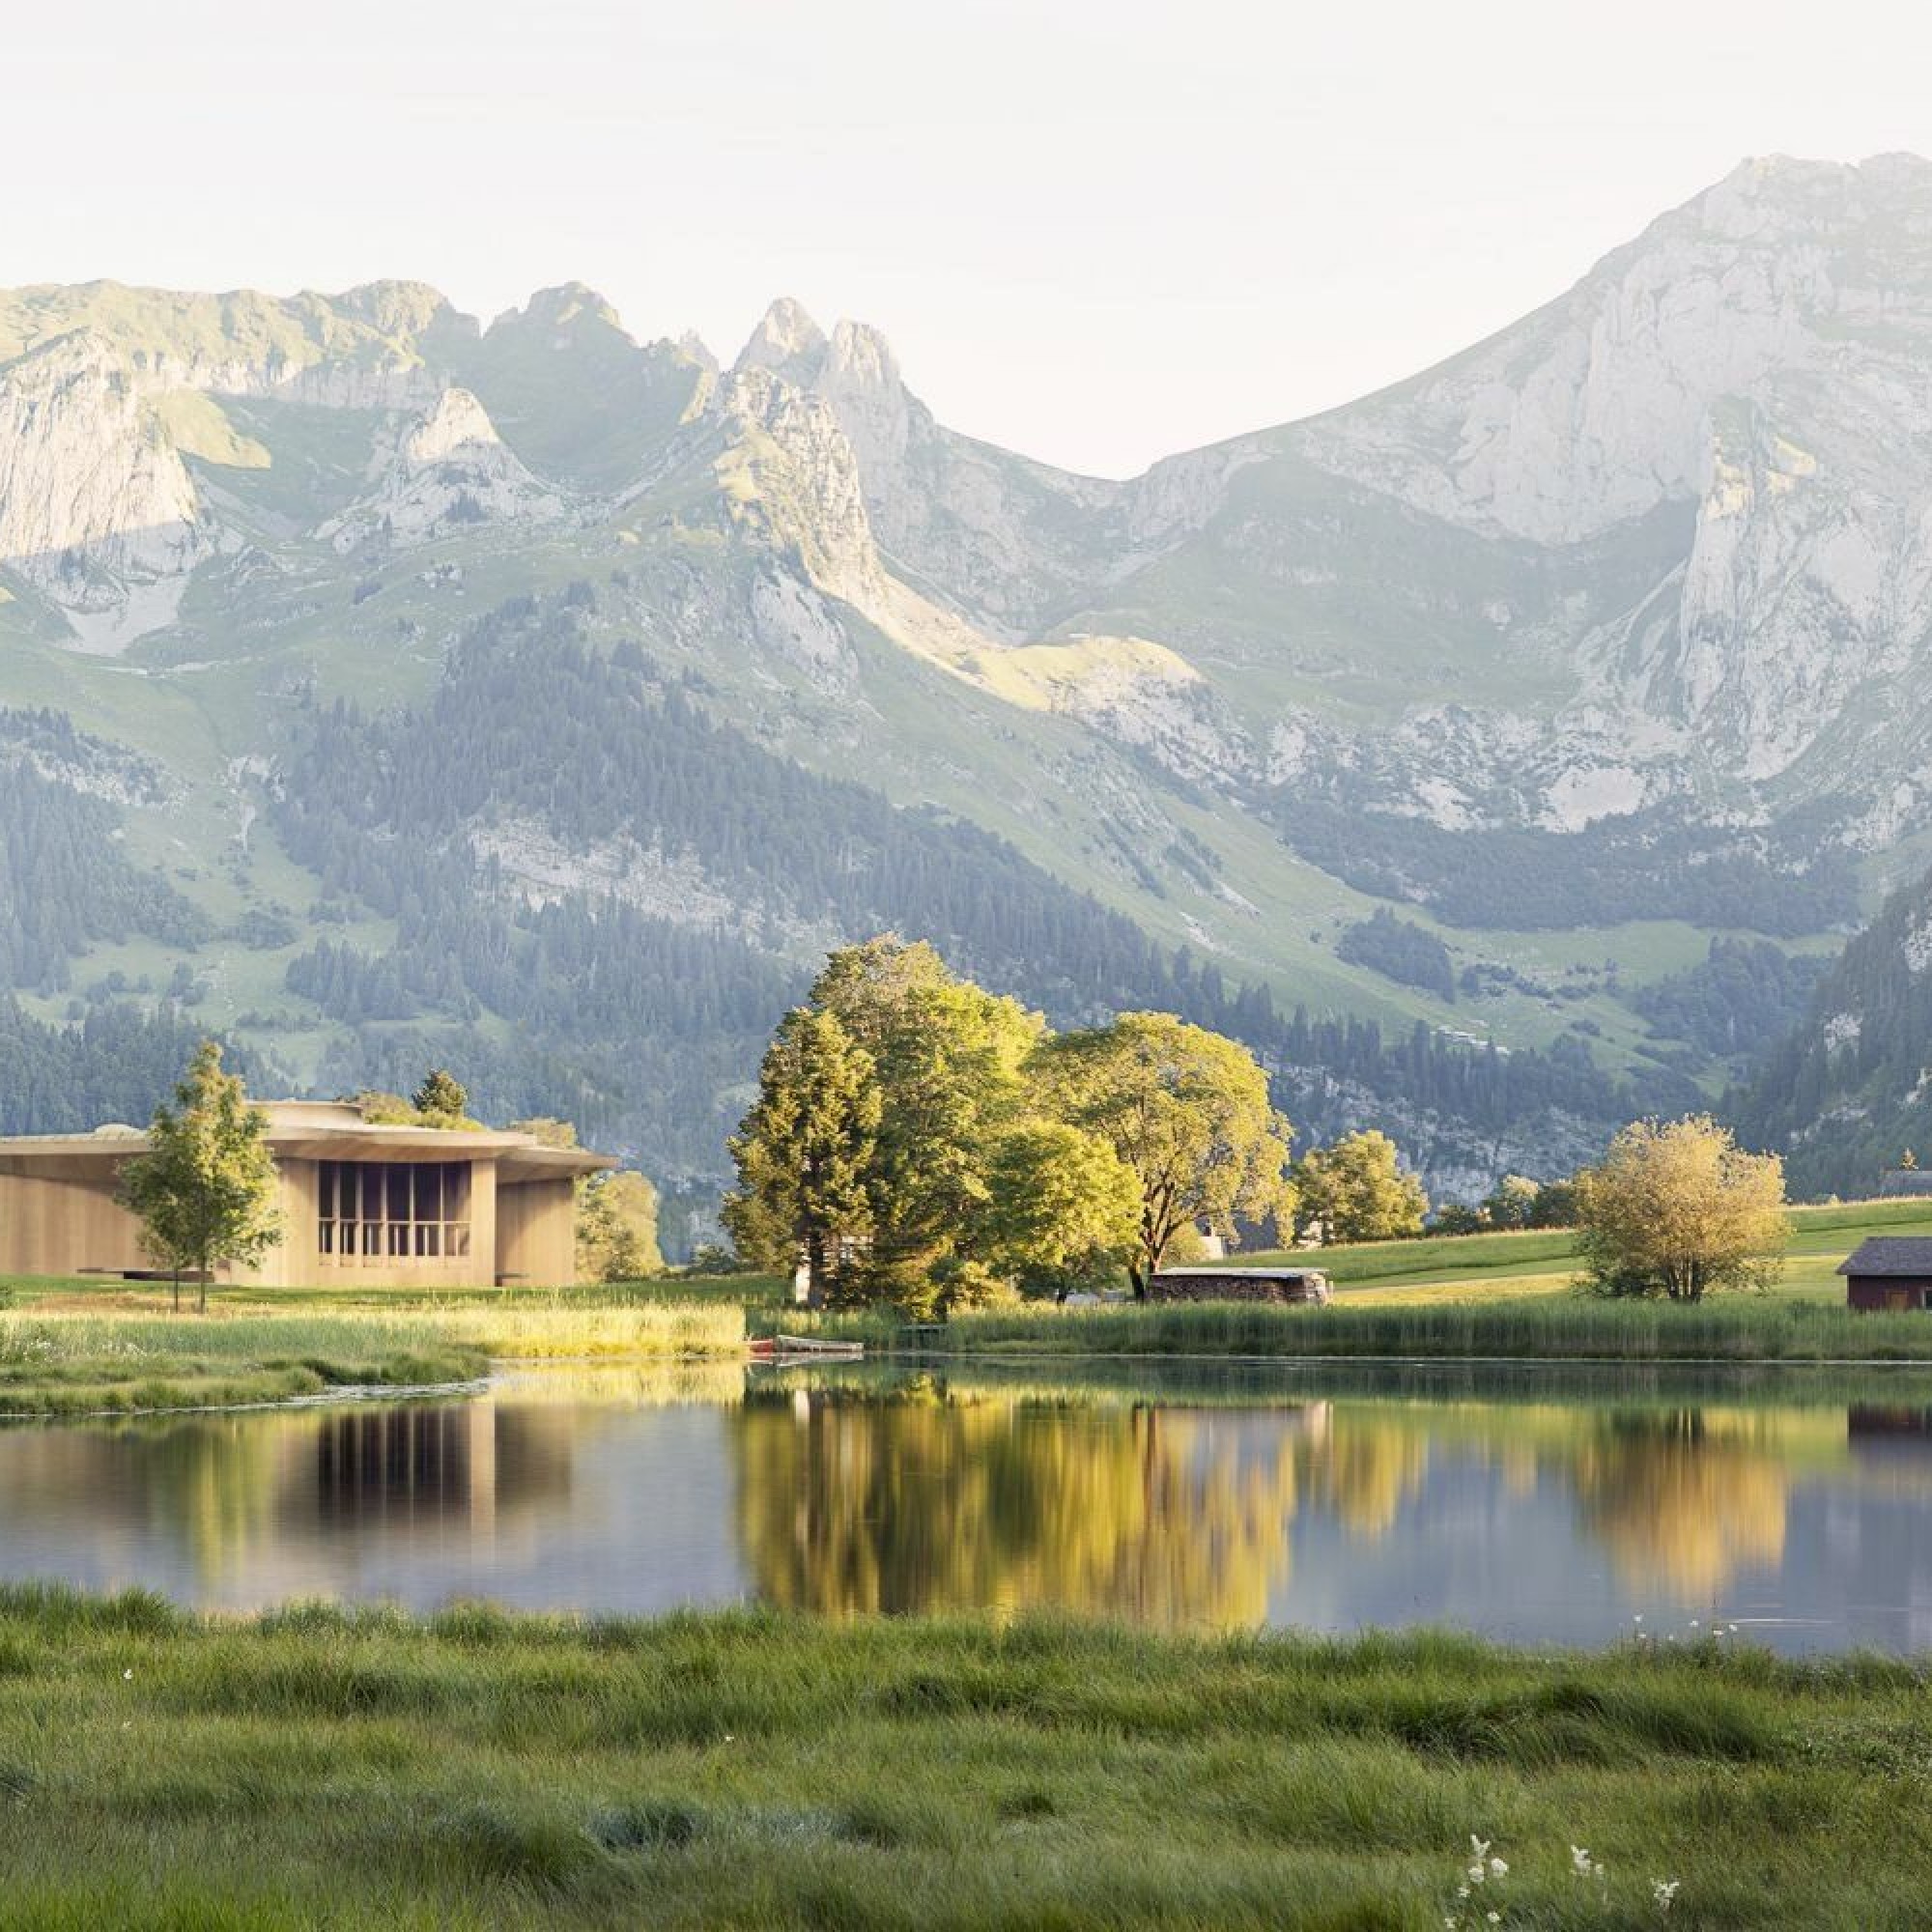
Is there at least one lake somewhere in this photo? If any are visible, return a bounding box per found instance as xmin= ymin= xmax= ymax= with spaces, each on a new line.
xmin=9 ymin=1358 xmax=1932 ymax=1652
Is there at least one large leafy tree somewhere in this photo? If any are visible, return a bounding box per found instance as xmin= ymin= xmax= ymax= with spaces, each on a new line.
xmin=117 ymin=1039 xmax=282 ymax=1312
xmin=1037 ymin=1011 xmax=1296 ymax=1297
xmin=1294 ymin=1129 xmax=1430 ymax=1244
xmin=725 ymin=938 xmax=1141 ymax=1313
xmin=807 ymin=937 xmax=1045 ymax=1303
xmin=724 ymin=1006 xmax=881 ymax=1305
xmin=1576 ymin=1114 xmax=1787 ymax=1301
xmin=978 ymin=1120 xmax=1143 ymax=1299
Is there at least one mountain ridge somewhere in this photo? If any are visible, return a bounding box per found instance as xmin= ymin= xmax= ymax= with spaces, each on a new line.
xmin=2 ymin=155 xmax=1928 ymax=1217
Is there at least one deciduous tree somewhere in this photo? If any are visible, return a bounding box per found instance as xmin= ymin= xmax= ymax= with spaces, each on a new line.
xmin=117 ymin=1040 xmax=281 ymax=1312
xmin=978 ymin=1119 xmax=1142 ymax=1299
xmin=1037 ymin=1011 xmax=1295 ymax=1297
xmin=577 ymin=1169 xmax=664 ymax=1282
xmin=1294 ymin=1130 xmax=1429 ymax=1244
xmin=1576 ymin=1115 xmax=1786 ymax=1301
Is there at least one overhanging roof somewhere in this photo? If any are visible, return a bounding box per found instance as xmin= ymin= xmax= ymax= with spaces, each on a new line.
xmin=1838 ymin=1237 xmax=1932 ymax=1276
xmin=0 ymin=1110 xmax=612 ymax=1179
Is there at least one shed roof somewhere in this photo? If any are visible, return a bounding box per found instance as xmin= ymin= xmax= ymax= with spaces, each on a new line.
xmin=1837 ymin=1236 xmax=1932 ymax=1277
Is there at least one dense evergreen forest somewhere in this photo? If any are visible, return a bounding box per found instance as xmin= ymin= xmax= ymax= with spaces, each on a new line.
xmin=1634 ymin=937 xmax=1827 ymax=1066
xmin=1271 ymin=789 xmax=1855 ymax=935
xmin=0 ymin=1001 xmax=270 ymax=1135
xmin=255 ymin=594 xmax=1679 ymax=1187
xmin=0 ymin=751 xmax=207 ymax=992
xmin=1336 ymin=909 xmax=1457 ymax=1001
xmin=1736 ymin=864 xmax=1932 ymax=1195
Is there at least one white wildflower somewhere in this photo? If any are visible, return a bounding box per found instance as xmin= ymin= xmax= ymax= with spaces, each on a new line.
xmin=122 ymin=1668 xmax=132 ymax=1681
xmin=1571 ymin=1846 xmax=1596 ymax=1878
xmin=1653 ymin=1878 xmax=1680 ymax=1912
xmin=1490 ymin=1858 xmax=1507 ymax=1877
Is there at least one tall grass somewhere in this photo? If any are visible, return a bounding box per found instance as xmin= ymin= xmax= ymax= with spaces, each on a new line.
xmin=0 ymin=1297 xmax=745 ymax=1416
xmin=783 ymin=1295 xmax=1932 ymax=1362
xmin=0 ymin=1588 xmax=1928 ymax=1926
xmin=427 ymin=1297 xmax=745 ymax=1358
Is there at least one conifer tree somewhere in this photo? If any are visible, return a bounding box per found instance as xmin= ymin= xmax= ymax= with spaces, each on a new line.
xmin=724 ymin=1007 xmax=881 ymax=1306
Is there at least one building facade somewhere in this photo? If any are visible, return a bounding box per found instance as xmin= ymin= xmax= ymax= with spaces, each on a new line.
xmin=0 ymin=1102 xmax=611 ymax=1288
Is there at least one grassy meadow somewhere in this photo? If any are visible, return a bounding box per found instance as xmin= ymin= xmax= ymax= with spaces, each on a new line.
xmin=1 ymin=1194 xmax=1928 ymax=1413
xmin=0 ymin=1277 xmax=746 ymax=1417
xmin=0 ymin=1588 xmax=1928 ymax=1928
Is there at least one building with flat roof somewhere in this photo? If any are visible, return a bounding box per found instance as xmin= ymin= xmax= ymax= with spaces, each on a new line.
xmin=0 ymin=1101 xmax=611 ymax=1289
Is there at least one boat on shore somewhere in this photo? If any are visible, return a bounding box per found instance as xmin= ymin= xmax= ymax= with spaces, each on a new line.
xmin=748 ymin=1333 xmax=867 ymax=1363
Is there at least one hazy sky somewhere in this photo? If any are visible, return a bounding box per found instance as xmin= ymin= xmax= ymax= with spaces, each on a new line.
xmin=8 ymin=0 xmax=1929 ymax=475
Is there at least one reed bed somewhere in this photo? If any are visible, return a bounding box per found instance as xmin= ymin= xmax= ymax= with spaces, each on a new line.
xmin=428 ymin=1297 xmax=745 ymax=1359
xmin=781 ymin=1295 xmax=1932 ymax=1363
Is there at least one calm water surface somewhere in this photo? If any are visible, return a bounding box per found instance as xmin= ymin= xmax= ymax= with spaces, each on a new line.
xmin=9 ymin=1359 xmax=1932 ymax=1653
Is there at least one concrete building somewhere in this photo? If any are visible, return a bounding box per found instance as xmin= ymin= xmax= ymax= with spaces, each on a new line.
xmin=0 ymin=1101 xmax=611 ymax=1288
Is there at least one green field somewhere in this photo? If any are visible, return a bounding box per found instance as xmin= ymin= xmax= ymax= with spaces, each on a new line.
xmin=1243 ymin=1195 xmax=1932 ymax=1304
xmin=0 ymin=1589 xmax=1926 ymax=1928
xmin=0 ymin=1280 xmax=745 ymax=1417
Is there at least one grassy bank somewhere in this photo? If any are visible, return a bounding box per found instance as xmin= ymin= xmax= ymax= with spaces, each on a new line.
xmin=0 ymin=1588 xmax=1926 ymax=1927
xmin=1238 ymin=1195 xmax=1932 ymax=1305
xmin=792 ymin=1294 xmax=1932 ymax=1362
xmin=0 ymin=1287 xmax=746 ymax=1417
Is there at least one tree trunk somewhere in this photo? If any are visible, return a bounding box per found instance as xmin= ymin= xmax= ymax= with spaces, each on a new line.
xmin=172 ymin=1266 xmax=181 ymax=1315
xmin=198 ymin=1248 xmax=209 ymax=1315
xmin=805 ymin=1229 xmax=827 ymax=1312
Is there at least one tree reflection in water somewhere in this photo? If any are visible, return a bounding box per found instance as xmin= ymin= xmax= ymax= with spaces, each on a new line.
xmin=2 ymin=1373 xmax=1929 ymax=1626
xmin=733 ymin=1380 xmax=1324 ymax=1627
xmin=729 ymin=1380 xmax=1897 ymax=1623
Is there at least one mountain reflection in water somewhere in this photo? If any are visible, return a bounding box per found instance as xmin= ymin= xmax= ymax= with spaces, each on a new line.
xmin=0 ymin=1364 xmax=1931 ymax=1651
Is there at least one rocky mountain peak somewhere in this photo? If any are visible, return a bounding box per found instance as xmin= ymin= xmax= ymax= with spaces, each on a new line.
xmin=491 ymin=282 xmax=631 ymax=342
xmin=733 ymin=298 xmax=829 ymax=383
xmin=401 ymin=387 xmax=503 ymax=467
xmin=329 ymin=280 xmax=457 ymax=341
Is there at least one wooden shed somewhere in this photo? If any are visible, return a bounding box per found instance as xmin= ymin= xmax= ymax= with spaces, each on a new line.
xmin=1838 ymin=1237 xmax=1932 ymax=1312
xmin=1150 ymin=1265 xmax=1331 ymax=1305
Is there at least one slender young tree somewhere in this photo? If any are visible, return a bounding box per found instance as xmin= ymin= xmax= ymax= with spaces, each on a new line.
xmin=117 ymin=1040 xmax=282 ymax=1313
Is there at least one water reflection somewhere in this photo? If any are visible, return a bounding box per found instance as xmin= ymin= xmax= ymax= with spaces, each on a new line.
xmin=732 ymin=1384 xmax=1315 ymax=1623
xmin=2 ymin=1366 xmax=1932 ymax=1650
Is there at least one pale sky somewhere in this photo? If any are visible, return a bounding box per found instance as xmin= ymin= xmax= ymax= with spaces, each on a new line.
xmin=8 ymin=0 xmax=1929 ymax=476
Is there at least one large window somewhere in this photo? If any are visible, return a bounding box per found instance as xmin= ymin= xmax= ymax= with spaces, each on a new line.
xmin=317 ymin=1160 xmax=472 ymax=1262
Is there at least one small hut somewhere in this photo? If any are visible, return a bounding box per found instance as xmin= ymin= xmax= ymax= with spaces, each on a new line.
xmin=1150 ymin=1265 xmax=1330 ymax=1305
xmin=1838 ymin=1237 xmax=1932 ymax=1312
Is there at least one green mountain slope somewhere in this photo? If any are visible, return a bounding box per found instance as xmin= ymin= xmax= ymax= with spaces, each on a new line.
xmin=9 ymin=157 xmax=1930 ymax=1215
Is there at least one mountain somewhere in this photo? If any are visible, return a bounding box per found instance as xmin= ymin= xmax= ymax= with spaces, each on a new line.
xmin=1 ymin=155 xmax=1927 ymax=1229
xmin=1738 ymin=859 xmax=1932 ymax=1195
